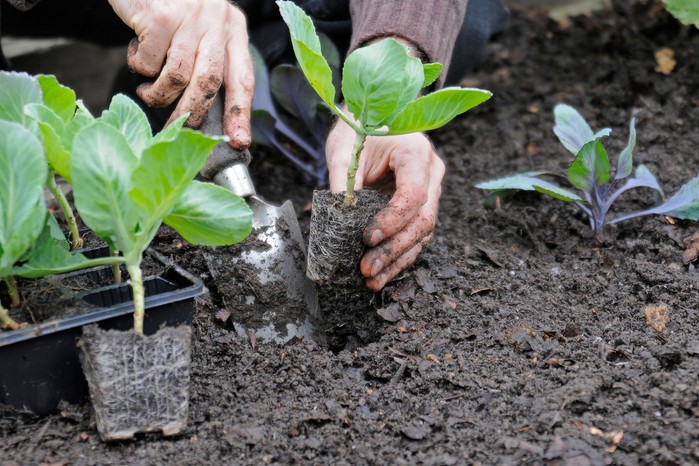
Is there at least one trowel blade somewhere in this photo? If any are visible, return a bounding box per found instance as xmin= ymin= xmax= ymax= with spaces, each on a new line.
xmin=203 ymin=195 xmax=319 ymax=345
xmin=244 ymin=195 xmax=319 ymax=316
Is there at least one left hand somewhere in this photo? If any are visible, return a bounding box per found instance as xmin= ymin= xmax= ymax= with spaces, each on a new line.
xmin=326 ymin=120 xmax=445 ymax=291
xmin=107 ymin=0 xmax=254 ymax=149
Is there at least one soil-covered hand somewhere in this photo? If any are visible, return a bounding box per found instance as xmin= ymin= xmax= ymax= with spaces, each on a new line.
xmin=327 ymin=120 xmax=445 ymax=291
xmin=108 ymin=0 xmax=254 ymax=149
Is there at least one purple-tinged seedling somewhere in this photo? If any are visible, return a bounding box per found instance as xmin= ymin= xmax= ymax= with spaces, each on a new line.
xmin=477 ymin=104 xmax=699 ymax=234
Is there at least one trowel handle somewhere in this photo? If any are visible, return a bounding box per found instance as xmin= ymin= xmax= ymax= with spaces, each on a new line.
xmin=198 ymin=91 xmax=252 ymax=184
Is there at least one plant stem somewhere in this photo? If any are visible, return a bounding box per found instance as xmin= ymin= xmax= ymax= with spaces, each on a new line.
xmin=47 ymin=173 xmax=83 ymax=250
xmin=4 ymin=277 xmax=20 ymax=308
xmin=0 ymin=302 xmax=23 ymax=330
xmin=126 ymin=263 xmax=145 ymax=335
xmin=343 ymin=131 xmax=366 ymax=205
xmin=1 ymin=279 xmax=23 ymax=330
xmin=110 ymin=247 xmax=122 ymax=284
xmin=333 ymin=105 xmax=364 ymax=135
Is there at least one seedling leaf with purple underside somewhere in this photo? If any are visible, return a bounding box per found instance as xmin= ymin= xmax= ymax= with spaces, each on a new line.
xmin=615 ymin=117 xmax=636 ymax=180
xmin=657 ymin=175 xmax=699 ymax=218
xmin=553 ymin=104 xmax=611 ymax=155
xmin=476 ymin=174 xmax=583 ymax=202
xmin=606 ymin=164 xmax=664 ymax=208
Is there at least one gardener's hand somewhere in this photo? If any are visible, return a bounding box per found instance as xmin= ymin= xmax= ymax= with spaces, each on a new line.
xmin=326 ymin=121 xmax=444 ymax=292
xmin=107 ymin=0 xmax=254 ymax=149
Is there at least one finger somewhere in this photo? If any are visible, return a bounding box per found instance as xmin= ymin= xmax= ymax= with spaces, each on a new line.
xmin=166 ymin=29 xmax=225 ymax=129
xmin=365 ymin=242 xmax=424 ymax=292
xmin=127 ymin=22 xmax=177 ymax=78
xmin=363 ymin=146 xmax=432 ymax=246
xmin=361 ymin=154 xmax=443 ymax=277
xmin=326 ymin=122 xmax=358 ymax=193
xmin=360 ymin=204 xmax=436 ymax=278
xmin=221 ymin=9 xmax=254 ymax=149
xmin=136 ymin=38 xmax=196 ymax=107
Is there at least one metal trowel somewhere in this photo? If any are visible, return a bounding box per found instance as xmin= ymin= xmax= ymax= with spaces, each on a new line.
xmin=199 ymin=94 xmax=318 ymax=344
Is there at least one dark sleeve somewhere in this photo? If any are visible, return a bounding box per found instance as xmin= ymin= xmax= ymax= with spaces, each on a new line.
xmin=4 ymin=0 xmax=42 ymax=11
xmin=349 ymin=0 xmax=469 ymax=87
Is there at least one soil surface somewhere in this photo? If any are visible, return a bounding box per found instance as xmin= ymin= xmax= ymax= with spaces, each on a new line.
xmin=2 ymin=1 xmax=699 ymax=464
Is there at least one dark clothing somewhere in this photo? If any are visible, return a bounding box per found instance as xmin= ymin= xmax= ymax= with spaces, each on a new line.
xmin=1 ymin=0 xmax=508 ymax=85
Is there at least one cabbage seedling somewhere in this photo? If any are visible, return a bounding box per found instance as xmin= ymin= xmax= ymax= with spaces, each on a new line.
xmin=476 ymin=104 xmax=699 ymax=234
xmin=0 ymin=71 xmax=93 ymax=249
xmin=0 ymin=121 xmax=123 ymax=330
xmin=71 ymin=95 xmax=252 ymax=334
xmin=277 ymin=0 xmax=492 ymax=204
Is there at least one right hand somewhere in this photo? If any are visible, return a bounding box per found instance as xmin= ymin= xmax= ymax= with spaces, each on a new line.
xmin=326 ymin=120 xmax=445 ymax=292
xmin=108 ymin=0 xmax=254 ymax=149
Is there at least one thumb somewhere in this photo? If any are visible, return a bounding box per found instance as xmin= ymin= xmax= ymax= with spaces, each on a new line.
xmin=326 ymin=122 xmax=362 ymax=194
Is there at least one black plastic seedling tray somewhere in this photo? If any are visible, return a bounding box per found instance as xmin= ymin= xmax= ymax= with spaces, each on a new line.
xmin=0 ymin=249 xmax=204 ymax=416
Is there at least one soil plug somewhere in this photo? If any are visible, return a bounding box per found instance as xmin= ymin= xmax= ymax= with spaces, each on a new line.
xmin=278 ymin=1 xmax=492 ymax=284
xmin=306 ymin=189 xmax=389 ymax=285
xmin=78 ymin=325 xmax=192 ymax=441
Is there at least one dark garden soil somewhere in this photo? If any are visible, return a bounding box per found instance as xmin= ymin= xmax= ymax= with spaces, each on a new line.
xmin=2 ymin=1 xmax=699 ymax=464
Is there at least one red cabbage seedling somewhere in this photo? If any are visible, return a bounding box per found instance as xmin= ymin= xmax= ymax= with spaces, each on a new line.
xmin=476 ymin=104 xmax=699 ymax=234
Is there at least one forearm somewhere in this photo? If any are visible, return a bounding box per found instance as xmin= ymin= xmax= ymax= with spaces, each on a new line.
xmin=349 ymin=0 xmax=468 ymax=87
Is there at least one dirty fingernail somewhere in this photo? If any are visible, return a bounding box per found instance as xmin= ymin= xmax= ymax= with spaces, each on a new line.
xmin=229 ymin=132 xmax=248 ymax=150
xmin=370 ymin=259 xmax=383 ymax=277
xmin=369 ymin=230 xmax=384 ymax=246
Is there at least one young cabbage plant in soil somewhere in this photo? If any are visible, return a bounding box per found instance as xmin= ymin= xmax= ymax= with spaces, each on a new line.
xmin=72 ymin=94 xmax=252 ymax=440
xmin=0 ymin=71 xmax=94 ymax=250
xmin=0 ymin=121 xmax=124 ymax=330
xmin=476 ymin=104 xmax=699 ymax=235
xmin=277 ymin=0 xmax=492 ymax=285
xmin=72 ymin=94 xmax=253 ymax=335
